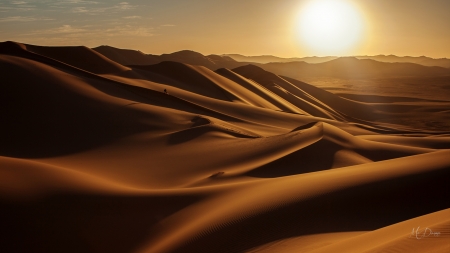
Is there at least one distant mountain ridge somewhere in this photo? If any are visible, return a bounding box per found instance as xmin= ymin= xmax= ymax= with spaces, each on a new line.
xmin=223 ymin=54 xmax=337 ymax=64
xmin=224 ymin=53 xmax=450 ymax=68
xmin=261 ymin=57 xmax=450 ymax=79
xmin=357 ymin=55 xmax=450 ymax=68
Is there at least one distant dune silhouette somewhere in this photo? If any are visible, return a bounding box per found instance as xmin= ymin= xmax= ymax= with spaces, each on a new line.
xmin=1 ymin=41 xmax=449 ymax=253
xmin=94 ymin=46 xmax=242 ymax=70
xmin=225 ymin=53 xmax=450 ymax=68
xmin=223 ymin=54 xmax=338 ymax=64
xmin=262 ymin=57 xmax=450 ymax=79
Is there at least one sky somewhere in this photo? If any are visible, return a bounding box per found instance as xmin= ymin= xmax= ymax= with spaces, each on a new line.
xmin=1 ymin=0 xmax=449 ymax=58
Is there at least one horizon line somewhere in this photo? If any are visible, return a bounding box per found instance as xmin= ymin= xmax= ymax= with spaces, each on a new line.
xmin=3 ymin=40 xmax=450 ymax=60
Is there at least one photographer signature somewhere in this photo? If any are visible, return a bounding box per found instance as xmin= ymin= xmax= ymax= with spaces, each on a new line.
xmin=410 ymin=226 xmax=441 ymax=239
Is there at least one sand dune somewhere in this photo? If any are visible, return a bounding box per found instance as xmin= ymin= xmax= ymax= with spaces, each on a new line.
xmin=1 ymin=41 xmax=449 ymax=253
xmin=94 ymin=45 xmax=161 ymax=66
xmin=94 ymin=45 xmax=242 ymax=70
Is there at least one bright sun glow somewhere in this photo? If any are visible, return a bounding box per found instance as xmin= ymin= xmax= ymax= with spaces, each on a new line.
xmin=297 ymin=0 xmax=365 ymax=55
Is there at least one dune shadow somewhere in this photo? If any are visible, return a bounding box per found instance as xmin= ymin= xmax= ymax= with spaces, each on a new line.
xmin=0 ymin=193 xmax=203 ymax=253
xmin=245 ymin=139 xmax=339 ymax=178
xmin=290 ymin=121 xmax=320 ymax=132
xmin=168 ymin=127 xmax=214 ymax=145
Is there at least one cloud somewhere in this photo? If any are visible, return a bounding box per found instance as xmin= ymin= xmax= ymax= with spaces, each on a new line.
xmin=161 ymin=24 xmax=175 ymax=27
xmin=69 ymin=2 xmax=136 ymax=14
xmin=71 ymin=6 xmax=88 ymax=13
xmin=56 ymin=0 xmax=98 ymax=4
xmin=123 ymin=16 xmax=141 ymax=19
xmin=0 ymin=6 xmax=35 ymax=11
xmin=114 ymin=2 xmax=134 ymax=10
xmin=52 ymin=24 xmax=86 ymax=33
xmin=23 ymin=24 xmax=154 ymax=38
xmin=25 ymin=24 xmax=86 ymax=35
xmin=11 ymin=1 xmax=28 ymax=4
xmin=105 ymin=25 xmax=154 ymax=37
xmin=3 ymin=0 xmax=36 ymax=9
xmin=0 ymin=16 xmax=53 ymax=22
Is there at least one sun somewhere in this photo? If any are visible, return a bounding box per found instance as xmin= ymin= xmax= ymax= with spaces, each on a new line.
xmin=296 ymin=0 xmax=365 ymax=55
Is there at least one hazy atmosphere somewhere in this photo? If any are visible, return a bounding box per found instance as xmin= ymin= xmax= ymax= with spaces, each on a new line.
xmin=1 ymin=0 xmax=450 ymax=57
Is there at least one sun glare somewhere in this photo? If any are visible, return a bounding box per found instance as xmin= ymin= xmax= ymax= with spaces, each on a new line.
xmin=296 ymin=0 xmax=365 ymax=55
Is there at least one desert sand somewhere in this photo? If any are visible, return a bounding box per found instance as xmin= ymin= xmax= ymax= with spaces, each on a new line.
xmin=0 ymin=41 xmax=449 ymax=253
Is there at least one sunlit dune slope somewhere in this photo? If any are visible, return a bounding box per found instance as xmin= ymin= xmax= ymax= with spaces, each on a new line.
xmin=1 ymin=41 xmax=449 ymax=253
xmin=232 ymin=64 xmax=450 ymax=132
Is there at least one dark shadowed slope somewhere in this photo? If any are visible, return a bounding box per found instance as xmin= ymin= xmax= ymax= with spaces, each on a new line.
xmin=24 ymin=43 xmax=129 ymax=74
xmin=0 ymin=45 xmax=177 ymax=157
xmin=94 ymin=45 xmax=160 ymax=65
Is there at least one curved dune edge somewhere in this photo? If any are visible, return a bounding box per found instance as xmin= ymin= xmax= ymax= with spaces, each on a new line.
xmin=310 ymin=209 xmax=450 ymax=253
xmin=0 ymin=156 xmax=137 ymax=200
xmin=247 ymin=209 xmax=450 ymax=253
xmin=245 ymin=232 xmax=368 ymax=253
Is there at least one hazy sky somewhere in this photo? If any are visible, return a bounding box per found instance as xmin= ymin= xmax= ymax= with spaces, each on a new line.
xmin=1 ymin=0 xmax=449 ymax=57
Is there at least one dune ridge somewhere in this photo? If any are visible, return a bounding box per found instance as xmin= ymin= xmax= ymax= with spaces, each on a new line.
xmin=1 ymin=41 xmax=449 ymax=253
